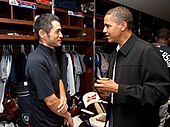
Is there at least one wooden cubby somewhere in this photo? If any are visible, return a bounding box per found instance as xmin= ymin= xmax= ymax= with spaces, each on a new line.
xmin=83 ymin=14 xmax=93 ymax=28
xmin=35 ymin=4 xmax=52 ymax=15
xmin=0 ymin=1 xmax=11 ymax=18
xmin=0 ymin=0 xmax=34 ymax=40
xmin=55 ymin=8 xmax=69 ymax=26
xmin=0 ymin=1 xmax=95 ymax=43
xmin=13 ymin=6 xmax=34 ymax=21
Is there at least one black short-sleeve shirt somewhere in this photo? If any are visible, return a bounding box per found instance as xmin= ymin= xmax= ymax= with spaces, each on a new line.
xmin=25 ymin=44 xmax=64 ymax=127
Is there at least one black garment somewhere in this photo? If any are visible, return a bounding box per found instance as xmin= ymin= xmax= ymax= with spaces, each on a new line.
xmin=107 ymin=34 xmax=170 ymax=127
xmin=57 ymin=51 xmax=68 ymax=93
xmin=25 ymin=44 xmax=64 ymax=127
xmin=16 ymin=51 xmax=27 ymax=82
xmin=159 ymin=46 xmax=170 ymax=72
xmin=16 ymin=51 xmax=31 ymax=127
xmin=55 ymin=0 xmax=80 ymax=11
xmin=57 ymin=51 xmax=72 ymax=102
xmin=5 ymin=53 xmax=18 ymax=92
xmin=17 ymin=81 xmax=31 ymax=127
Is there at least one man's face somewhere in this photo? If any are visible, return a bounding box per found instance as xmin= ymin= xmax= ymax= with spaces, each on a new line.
xmin=46 ymin=20 xmax=63 ymax=48
xmin=103 ymin=14 xmax=122 ymax=43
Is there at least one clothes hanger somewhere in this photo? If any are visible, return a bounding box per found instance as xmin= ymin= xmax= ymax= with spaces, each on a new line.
xmin=31 ymin=45 xmax=34 ymax=52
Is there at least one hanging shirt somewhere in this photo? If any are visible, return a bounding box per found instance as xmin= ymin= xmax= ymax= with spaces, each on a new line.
xmin=0 ymin=46 xmax=12 ymax=113
xmin=72 ymin=51 xmax=83 ymax=93
xmin=65 ymin=53 xmax=76 ymax=96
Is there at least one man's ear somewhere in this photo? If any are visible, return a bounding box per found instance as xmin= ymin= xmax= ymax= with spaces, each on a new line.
xmin=120 ymin=21 xmax=127 ymax=31
xmin=38 ymin=29 xmax=47 ymax=39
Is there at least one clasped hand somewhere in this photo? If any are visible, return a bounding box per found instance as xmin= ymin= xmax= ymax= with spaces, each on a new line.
xmin=58 ymin=97 xmax=68 ymax=114
xmin=94 ymin=78 xmax=119 ymax=99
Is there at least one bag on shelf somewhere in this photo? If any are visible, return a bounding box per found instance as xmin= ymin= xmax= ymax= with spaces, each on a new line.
xmin=55 ymin=0 xmax=81 ymax=11
xmin=0 ymin=94 xmax=19 ymax=121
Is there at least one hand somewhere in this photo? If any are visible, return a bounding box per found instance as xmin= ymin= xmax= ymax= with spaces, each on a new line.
xmin=96 ymin=78 xmax=110 ymax=99
xmin=94 ymin=78 xmax=119 ymax=94
xmin=65 ymin=115 xmax=74 ymax=127
xmin=98 ymin=91 xmax=110 ymax=100
xmin=58 ymin=98 xmax=68 ymax=114
xmin=60 ymin=97 xmax=67 ymax=105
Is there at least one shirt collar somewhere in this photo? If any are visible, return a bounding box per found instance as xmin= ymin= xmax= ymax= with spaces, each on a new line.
xmin=116 ymin=44 xmax=121 ymax=51
xmin=118 ymin=33 xmax=138 ymax=56
xmin=38 ymin=44 xmax=55 ymax=55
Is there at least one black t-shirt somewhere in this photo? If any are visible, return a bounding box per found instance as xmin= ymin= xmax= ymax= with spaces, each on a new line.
xmin=25 ymin=44 xmax=64 ymax=127
xmin=159 ymin=46 xmax=170 ymax=72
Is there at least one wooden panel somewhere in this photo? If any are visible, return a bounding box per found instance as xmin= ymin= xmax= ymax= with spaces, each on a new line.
xmin=0 ymin=18 xmax=33 ymax=25
xmin=0 ymin=34 xmax=35 ymax=40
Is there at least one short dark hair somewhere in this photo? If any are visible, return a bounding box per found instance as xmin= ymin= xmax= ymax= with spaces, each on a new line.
xmin=106 ymin=6 xmax=134 ymax=30
xmin=33 ymin=13 xmax=60 ymax=38
xmin=157 ymin=28 xmax=170 ymax=40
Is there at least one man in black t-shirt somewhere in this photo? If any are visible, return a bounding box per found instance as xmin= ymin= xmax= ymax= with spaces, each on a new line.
xmin=153 ymin=28 xmax=170 ymax=127
xmin=25 ymin=13 xmax=73 ymax=127
xmin=153 ymin=28 xmax=170 ymax=72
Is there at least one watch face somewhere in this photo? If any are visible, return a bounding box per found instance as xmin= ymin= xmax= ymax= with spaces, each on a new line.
xmin=21 ymin=113 xmax=31 ymax=124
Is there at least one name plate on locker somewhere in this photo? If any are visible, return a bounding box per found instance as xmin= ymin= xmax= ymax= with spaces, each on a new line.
xmin=9 ymin=0 xmax=37 ymax=9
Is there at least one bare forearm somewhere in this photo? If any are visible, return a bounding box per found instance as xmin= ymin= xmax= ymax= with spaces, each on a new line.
xmin=50 ymin=103 xmax=71 ymax=119
xmin=50 ymin=101 xmax=71 ymax=119
xmin=44 ymin=93 xmax=69 ymax=118
xmin=59 ymin=79 xmax=66 ymax=98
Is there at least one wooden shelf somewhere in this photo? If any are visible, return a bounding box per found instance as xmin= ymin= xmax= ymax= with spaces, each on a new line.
xmin=63 ymin=37 xmax=85 ymax=42
xmin=96 ymin=15 xmax=103 ymax=20
xmin=0 ymin=18 xmax=33 ymax=25
xmin=96 ymin=29 xmax=103 ymax=32
xmin=37 ymin=3 xmax=68 ymax=13
xmin=34 ymin=35 xmax=91 ymax=42
xmin=37 ymin=3 xmax=52 ymax=10
xmin=0 ymin=0 xmax=8 ymax=2
xmin=0 ymin=34 xmax=35 ymax=40
xmin=62 ymin=25 xmax=83 ymax=30
xmin=55 ymin=7 xmax=68 ymax=13
xmin=96 ymin=39 xmax=108 ymax=43
xmin=84 ymin=14 xmax=93 ymax=18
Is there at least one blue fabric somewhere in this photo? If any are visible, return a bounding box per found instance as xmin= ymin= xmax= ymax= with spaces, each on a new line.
xmin=55 ymin=0 xmax=80 ymax=11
